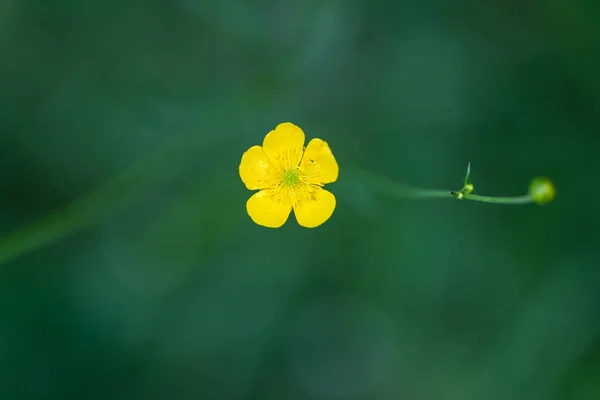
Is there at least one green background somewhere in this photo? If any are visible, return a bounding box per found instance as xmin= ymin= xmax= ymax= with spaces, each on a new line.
xmin=1 ymin=1 xmax=599 ymax=399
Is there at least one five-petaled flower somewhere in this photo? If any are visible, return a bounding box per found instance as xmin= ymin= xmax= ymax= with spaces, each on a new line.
xmin=239 ymin=122 xmax=339 ymax=228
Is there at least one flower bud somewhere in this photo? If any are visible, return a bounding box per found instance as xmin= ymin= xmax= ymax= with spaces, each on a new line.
xmin=463 ymin=183 xmax=475 ymax=194
xmin=528 ymin=177 xmax=555 ymax=205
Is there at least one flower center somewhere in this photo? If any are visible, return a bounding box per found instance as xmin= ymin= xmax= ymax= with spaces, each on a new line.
xmin=282 ymin=169 xmax=300 ymax=187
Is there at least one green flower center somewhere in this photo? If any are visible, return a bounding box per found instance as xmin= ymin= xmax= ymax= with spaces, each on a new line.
xmin=282 ymin=169 xmax=300 ymax=187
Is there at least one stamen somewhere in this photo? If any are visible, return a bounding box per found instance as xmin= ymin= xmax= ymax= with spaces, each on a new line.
xmin=282 ymin=169 xmax=300 ymax=187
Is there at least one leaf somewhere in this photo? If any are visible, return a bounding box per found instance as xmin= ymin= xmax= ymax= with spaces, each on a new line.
xmin=464 ymin=162 xmax=471 ymax=186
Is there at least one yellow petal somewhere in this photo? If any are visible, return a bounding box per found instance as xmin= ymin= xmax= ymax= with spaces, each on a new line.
xmin=262 ymin=122 xmax=305 ymax=171
xmin=239 ymin=145 xmax=279 ymax=190
xmin=293 ymin=188 xmax=336 ymax=228
xmin=246 ymin=189 xmax=292 ymax=228
xmin=300 ymin=138 xmax=339 ymax=185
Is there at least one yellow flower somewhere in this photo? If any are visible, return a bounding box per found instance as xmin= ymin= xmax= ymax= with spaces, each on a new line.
xmin=239 ymin=122 xmax=339 ymax=228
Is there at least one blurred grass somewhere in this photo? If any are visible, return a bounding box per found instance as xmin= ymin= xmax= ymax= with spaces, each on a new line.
xmin=0 ymin=133 xmax=204 ymax=265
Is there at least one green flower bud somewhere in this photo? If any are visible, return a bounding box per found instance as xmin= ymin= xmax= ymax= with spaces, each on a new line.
xmin=463 ymin=183 xmax=475 ymax=194
xmin=528 ymin=177 xmax=555 ymax=205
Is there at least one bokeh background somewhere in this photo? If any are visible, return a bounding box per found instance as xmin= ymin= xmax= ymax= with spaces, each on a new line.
xmin=1 ymin=1 xmax=599 ymax=399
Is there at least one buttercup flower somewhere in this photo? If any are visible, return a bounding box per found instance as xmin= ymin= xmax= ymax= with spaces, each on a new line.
xmin=239 ymin=122 xmax=339 ymax=228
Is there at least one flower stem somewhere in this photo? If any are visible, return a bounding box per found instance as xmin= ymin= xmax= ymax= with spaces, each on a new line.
xmin=460 ymin=194 xmax=533 ymax=204
xmin=355 ymin=168 xmax=451 ymax=199
xmin=356 ymin=167 xmax=542 ymax=205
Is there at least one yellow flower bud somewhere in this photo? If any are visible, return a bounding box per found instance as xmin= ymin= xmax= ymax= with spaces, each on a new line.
xmin=528 ymin=177 xmax=555 ymax=205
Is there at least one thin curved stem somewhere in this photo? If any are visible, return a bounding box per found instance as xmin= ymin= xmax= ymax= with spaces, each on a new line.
xmin=356 ymin=167 xmax=535 ymax=205
xmin=354 ymin=168 xmax=451 ymax=199
xmin=463 ymin=194 xmax=533 ymax=204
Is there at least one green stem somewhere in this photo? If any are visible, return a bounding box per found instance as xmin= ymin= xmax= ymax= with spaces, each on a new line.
xmin=354 ymin=168 xmax=452 ymax=199
xmin=462 ymin=194 xmax=533 ymax=204
xmin=355 ymin=168 xmax=534 ymax=204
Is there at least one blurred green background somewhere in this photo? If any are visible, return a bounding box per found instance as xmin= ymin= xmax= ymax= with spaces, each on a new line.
xmin=1 ymin=1 xmax=599 ymax=399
